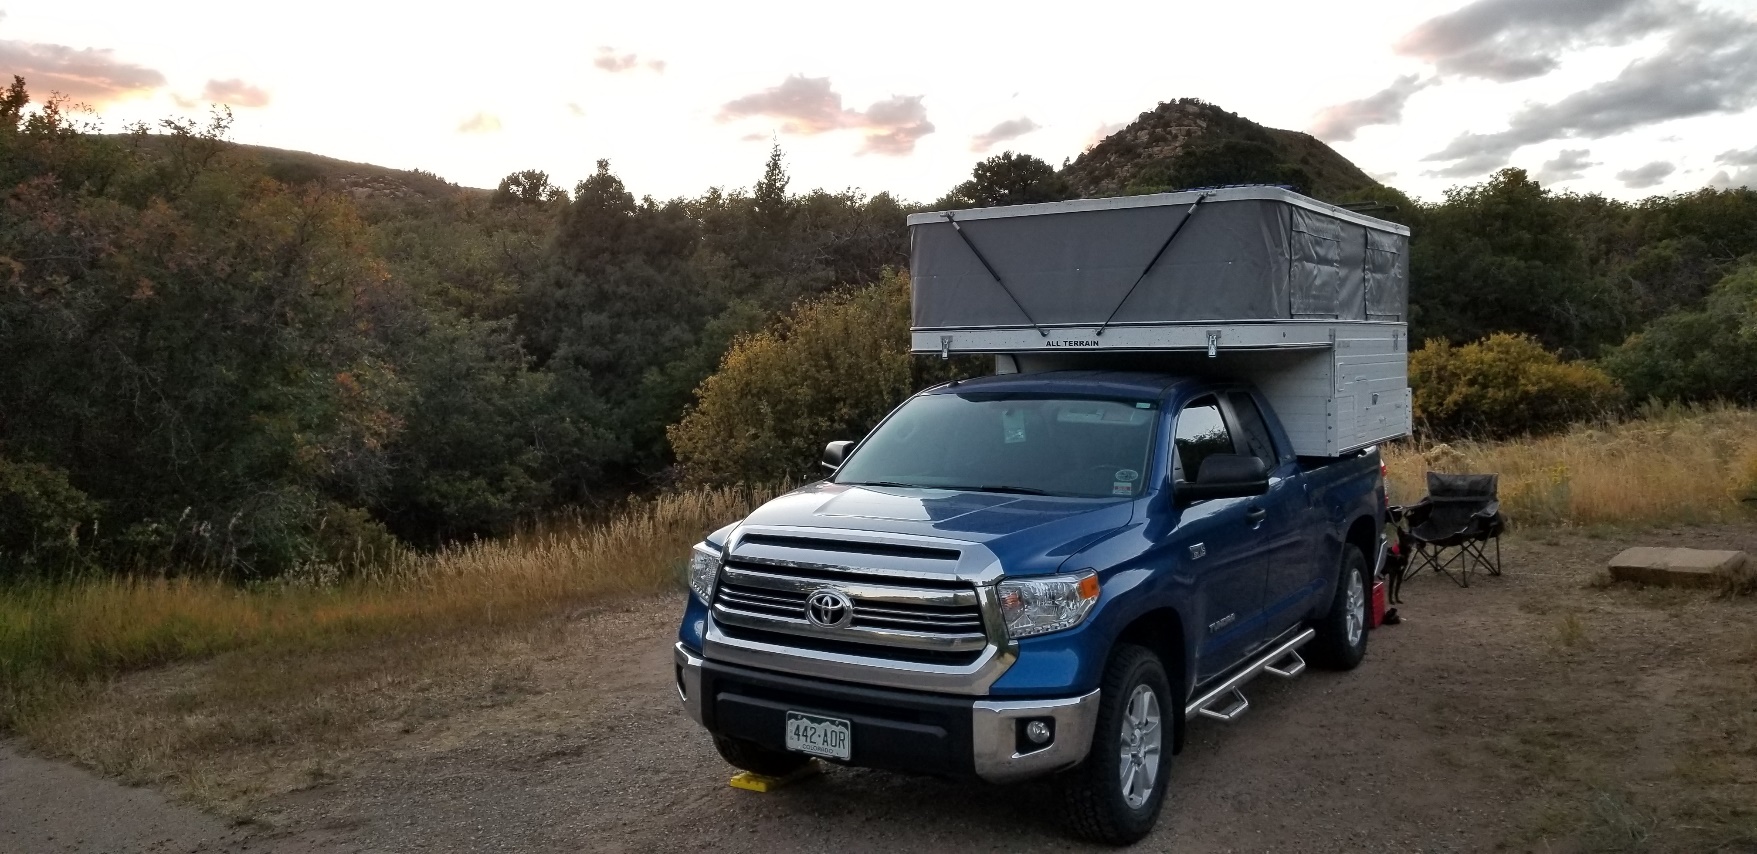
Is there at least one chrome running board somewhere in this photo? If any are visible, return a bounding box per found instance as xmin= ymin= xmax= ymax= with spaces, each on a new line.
xmin=1185 ymin=628 xmax=1316 ymax=723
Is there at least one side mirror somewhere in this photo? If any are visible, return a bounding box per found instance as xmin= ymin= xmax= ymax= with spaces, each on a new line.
xmin=1175 ymin=454 xmax=1269 ymax=504
xmin=821 ymin=440 xmax=854 ymax=472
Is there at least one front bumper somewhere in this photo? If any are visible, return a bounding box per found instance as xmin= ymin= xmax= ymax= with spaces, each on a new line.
xmin=674 ymin=643 xmax=1099 ymax=784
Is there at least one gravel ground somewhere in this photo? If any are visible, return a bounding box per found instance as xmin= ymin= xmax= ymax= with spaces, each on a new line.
xmin=6 ymin=526 xmax=1755 ymax=853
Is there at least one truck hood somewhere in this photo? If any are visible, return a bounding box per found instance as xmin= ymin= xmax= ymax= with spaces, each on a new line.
xmin=734 ymin=482 xmax=1136 ymax=577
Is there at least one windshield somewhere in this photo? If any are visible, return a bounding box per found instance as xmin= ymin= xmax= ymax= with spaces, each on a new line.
xmin=834 ymin=392 xmax=1159 ymax=499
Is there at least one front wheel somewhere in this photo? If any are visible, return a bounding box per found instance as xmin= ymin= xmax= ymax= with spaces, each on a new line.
xmin=1057 ymin=643 xmax=1173 ymax=846
xmin=1309 ymin=543 xmax=1370 ymax=670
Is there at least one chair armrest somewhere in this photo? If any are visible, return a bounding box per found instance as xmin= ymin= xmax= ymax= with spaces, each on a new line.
xmin=1402 ymin=498 xmax=1435 ymax=526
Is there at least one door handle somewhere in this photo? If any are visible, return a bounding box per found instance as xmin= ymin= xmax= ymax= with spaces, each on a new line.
xmin=1245 ymin=506 xmax=1267 ymax=525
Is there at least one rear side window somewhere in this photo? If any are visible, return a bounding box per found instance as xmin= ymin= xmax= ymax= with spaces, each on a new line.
xmin=1228 ymin=391 xmax=1277 ymax=463
xmin=1174 ymin=396 xmax=1235 ymax=481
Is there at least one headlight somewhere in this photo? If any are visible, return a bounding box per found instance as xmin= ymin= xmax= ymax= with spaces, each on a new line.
xmin=688 ymin=546 xmax=722 ymax=603
xmin=997 ymin=570 xmax=1100 ymax=638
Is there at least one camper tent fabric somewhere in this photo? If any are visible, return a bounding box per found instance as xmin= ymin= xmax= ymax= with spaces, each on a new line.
xmin=908 ymin=187 xmax=1408 ymax=330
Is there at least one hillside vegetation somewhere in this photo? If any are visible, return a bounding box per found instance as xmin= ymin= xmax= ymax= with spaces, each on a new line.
xmin=2 ymin=75 xmax=1756 ymax=582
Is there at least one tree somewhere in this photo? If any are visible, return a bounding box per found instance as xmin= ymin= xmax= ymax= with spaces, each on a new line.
xmin=492 ymin=169 xmax=566 ymax=206
xmin=1410 ymin=169 xmax=1613 ymax=355
xmin=1603 ymin=263 xmax=1757 ymax=404
xmin=938 ymin=151 xmax=1072 ymax=209
xmin=667 ymin=272 xmax=974 ymax=485
xmin=519 ymin=160 xmax=708 ymax=486
xmin=0 ymin=79 xmax=402 ymax=576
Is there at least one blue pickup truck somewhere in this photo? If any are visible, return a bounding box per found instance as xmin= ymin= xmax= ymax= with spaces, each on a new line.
xmin=674 ymin=369 xmax=1387 ymax=844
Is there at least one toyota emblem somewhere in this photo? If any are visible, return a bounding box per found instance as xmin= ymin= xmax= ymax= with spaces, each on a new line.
xmin=805 ymin=589 xmax=854 ymax=628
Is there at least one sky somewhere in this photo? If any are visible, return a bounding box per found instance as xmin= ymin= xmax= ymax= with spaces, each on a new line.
xmin=5 ymin=0 xmax=1756 ymax=204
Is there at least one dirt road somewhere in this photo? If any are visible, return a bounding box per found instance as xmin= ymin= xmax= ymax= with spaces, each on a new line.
xmin=6 ymin=527 xmax=1755 ymax=852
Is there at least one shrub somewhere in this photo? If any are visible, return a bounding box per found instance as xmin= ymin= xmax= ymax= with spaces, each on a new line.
xmin=1410 ymin=333 xmax=1623 ymax=439
xmin=1603 ymin=263 xmax=1757 ymax=405
xmin=667 ymin=271 xmax=973 ymax=485
xmin=0 ymin=459 xmax=101 ymax=579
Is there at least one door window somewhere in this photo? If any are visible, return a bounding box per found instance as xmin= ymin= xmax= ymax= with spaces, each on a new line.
xmin=1173 ymin=396 xmax=1235 ymax=482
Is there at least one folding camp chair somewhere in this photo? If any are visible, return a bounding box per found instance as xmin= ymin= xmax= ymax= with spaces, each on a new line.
xmin=1396 ymin=473 xmax=1505 ymax=588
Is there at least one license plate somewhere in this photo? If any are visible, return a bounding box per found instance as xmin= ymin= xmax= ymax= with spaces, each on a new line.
xmin=784 ymin=711 xmax=851 ymax=760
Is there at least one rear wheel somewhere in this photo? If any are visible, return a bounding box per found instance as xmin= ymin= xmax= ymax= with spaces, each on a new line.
xmin=712 ymin=733 xmax=811 ymax=777
xmin=1057 ymin=644 xmax=1173 ymax=845
xmin=1309 ymin=543 xmax=1370 ymax=670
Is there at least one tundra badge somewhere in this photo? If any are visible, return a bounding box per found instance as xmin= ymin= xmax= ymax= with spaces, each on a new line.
xmin=1189 ymin=543 xmax=1207 ymax=560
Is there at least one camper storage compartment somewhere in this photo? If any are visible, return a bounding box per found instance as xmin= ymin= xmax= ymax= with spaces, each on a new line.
xmin=907 ymin=186 xmax=1412 ymax=457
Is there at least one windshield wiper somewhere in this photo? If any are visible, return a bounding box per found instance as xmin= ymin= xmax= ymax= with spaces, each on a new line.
xmin=938 ymin=484 xmax=1053 ymax=496
xmin=843 ymin=480 xmax=921 ymax=489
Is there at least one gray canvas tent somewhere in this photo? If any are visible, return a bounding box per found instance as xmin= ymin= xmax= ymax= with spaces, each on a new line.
xmin=907 ymin=186 xmax=1409 ymax=332
xmin=906 ymin=186 xmax=1412 ymax=457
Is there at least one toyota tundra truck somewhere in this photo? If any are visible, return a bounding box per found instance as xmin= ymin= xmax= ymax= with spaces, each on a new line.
xmin=672 ymin=186 xmax=1408 ymax=844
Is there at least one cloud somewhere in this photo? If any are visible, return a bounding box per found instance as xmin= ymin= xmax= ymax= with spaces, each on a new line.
xmin=1422 ymin=6 xmax=1757 ymax=172
xmin=1717 ymin=145 xmax=1757 ymax=166
xmin=1422 ymin=153 xmax=1512 ymax=179
xmin=717 ymin=75 xmax=934 ymax=156
xmin=1086 ymin=121 xmax=1126 ymax=149
xmin=1534 ymin=148 xmax=1598 ymax=183
xmin=201 ymin=78 xmax=269 ymax=108
xmin=1709 ymin=167 xmax=1757 ymax=189
xmin=970 ymin=117 xmax=1040 ymax=152
xmin=0 ymin=39 xmax=164 ymax=104
xmin=1395 ymin=0 xmax=1671 ymax=81
xmin=1309 ymin=74 xmax=1434 ymax=141
xmin=1616 ymin=160 xmax=1676 ymax=189
xmin=594 ymin=47 xmax=664 ymax=74
xmin=856 ymin=94 xmax=933 ymax=155
xmin=457 ymin=112 xmax=501 ymax=133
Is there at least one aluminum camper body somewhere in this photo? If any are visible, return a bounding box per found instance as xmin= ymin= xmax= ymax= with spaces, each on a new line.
xmin=906 ymin=186 xmax=1413 ymax=456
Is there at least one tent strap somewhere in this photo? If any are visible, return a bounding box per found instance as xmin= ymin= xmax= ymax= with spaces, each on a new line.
xmin=1096 ymin=192 xmax=1210 ymax=336
xmin=941 ymin=212 xmax=1046 ymax=337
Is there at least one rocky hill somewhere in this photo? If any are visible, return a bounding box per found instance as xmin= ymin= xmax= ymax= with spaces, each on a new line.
xmin=238 ymin=144 xmax=483 ymax=201
xmin=1064 ymin=99 xmax=1386 ymax=203
xmin=101 ymin=135 xmax=483 ymax=201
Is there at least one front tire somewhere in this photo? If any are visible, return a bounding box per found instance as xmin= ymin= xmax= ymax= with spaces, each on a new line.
xmin=1309 ymin=543 xmax=1370 ymax=670
xmin=712 ymin=733 xmax=811 ymax=777
xmin=1057 ymin=644 xmax=1173 ymax=846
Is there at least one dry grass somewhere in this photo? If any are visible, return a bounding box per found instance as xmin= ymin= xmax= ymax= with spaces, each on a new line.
xmin=1385 ymin=403 xmax=1757 ymax=527
xmin=0 ymin=485 xmax=776 ymax=733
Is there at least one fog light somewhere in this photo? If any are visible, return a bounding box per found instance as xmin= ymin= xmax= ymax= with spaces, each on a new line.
xmin=1025 ymin=720 xmax=1052 ymax=744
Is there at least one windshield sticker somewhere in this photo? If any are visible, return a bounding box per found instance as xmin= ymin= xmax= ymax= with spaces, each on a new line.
xmin=1113 ymin=482 xmax=1134 ymax=495
xmin=1002 ymin=410 xmax=1027 ymax=444
xmin=1114 ymin=469 xmax=1139 ymax=482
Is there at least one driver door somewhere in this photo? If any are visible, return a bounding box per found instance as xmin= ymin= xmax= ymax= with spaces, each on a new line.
xmin=1169 ymin=395 xmax=1270 ymax=683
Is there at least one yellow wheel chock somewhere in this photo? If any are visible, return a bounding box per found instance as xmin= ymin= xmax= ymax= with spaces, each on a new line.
xmin=728 ymin=760 xmax=823 ymax=792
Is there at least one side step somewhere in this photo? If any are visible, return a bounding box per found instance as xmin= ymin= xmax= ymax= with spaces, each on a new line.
xmin=1185 ymin=628 xmax=1315 ymax=723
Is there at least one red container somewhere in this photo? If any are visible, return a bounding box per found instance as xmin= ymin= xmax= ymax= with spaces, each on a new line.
xmin=1369 ymin=580 xmax=1387 ymax=629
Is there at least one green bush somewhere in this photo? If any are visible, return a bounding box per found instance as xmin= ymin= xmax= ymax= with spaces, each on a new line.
xmin=1603 ymin=263 xmax=1757 ymax=405
xmin=667 ymin=272 xmax=974 ymax=485
xmin=1410 ymin=333 xmax=1623 ymax=439
xmin=0 ymin=459 xmax=101 ymax=578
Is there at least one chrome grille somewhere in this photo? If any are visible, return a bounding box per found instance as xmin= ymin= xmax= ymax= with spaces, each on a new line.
xmin=712 ymin=561 xmax=989 ymax=654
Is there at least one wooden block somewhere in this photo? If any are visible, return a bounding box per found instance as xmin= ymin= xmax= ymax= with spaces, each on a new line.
xmin=1608 ymin=547 xmax=1749 ymax=588
xmin=729 ymin=761 xmax=822 ymax=792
